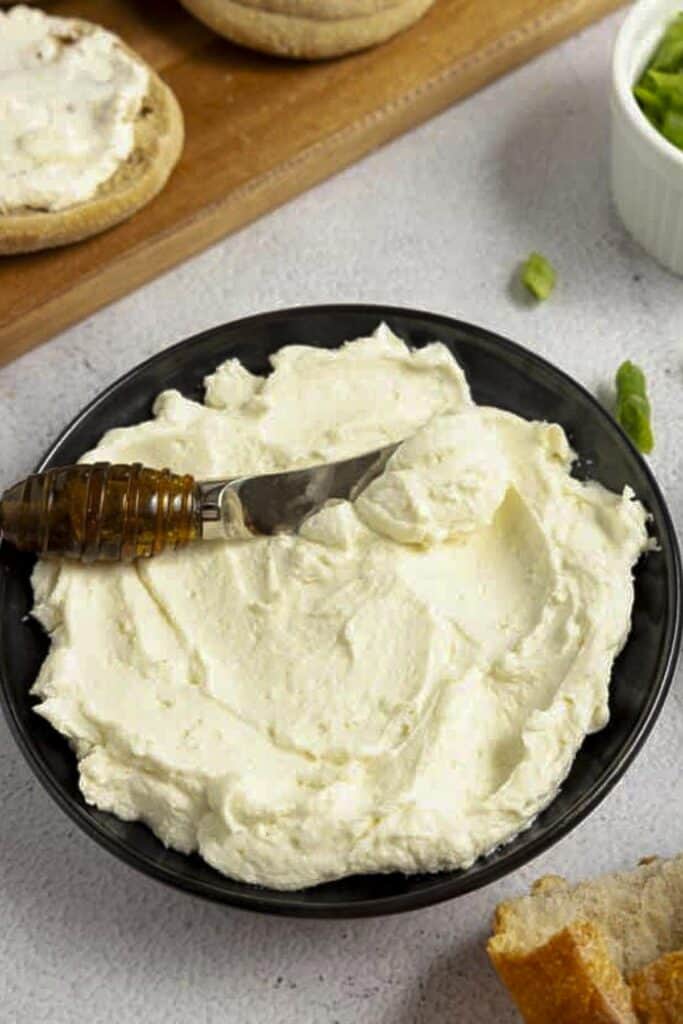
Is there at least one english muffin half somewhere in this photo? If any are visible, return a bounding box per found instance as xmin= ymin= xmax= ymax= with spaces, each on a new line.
xmin=0 ymin=6 xmax=184 ymax=255
xmin=178 ymin=0 xmax=436 ymax=59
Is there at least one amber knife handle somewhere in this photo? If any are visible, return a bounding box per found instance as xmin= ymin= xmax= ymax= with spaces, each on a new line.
xmin=0 ymin=463 xmax=202 ymax=563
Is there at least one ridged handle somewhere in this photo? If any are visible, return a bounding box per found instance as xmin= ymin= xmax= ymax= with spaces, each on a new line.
xmin=0 ymin=463 xmax=200 ymax=563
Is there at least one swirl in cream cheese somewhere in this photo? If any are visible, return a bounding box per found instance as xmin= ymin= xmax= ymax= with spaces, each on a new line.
xmin=31 ymin=325 xmax=649 ymax=890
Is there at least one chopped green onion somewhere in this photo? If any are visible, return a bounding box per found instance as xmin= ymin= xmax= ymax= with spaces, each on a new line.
xmin=634 ymin=13 xmax=683 ymax=151
xmin=662 ymin=108 xmax=683 ymax=147
xmin=645 ymin=70 xmax=683 ymax=108
xmin=634 ymin=84 xmax=666 ymax=120
xmin=615 ymin=360 xmax=654 ymax=454
xmin=521 ymin=252 xmax=556 ymax=301
xmin=650 ymin=13 xmax=683 ymax=70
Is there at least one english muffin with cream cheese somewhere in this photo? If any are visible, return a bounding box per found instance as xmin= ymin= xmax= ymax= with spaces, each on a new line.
xmin=0 ymin=6 xmax=184 ymax=254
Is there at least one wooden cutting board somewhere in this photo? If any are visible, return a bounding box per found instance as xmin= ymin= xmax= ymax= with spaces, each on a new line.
xmin=0 ymin=0 xmax=622 ymax=366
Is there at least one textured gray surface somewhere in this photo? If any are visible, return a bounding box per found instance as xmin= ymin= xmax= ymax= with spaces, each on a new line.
xmin=1 ymin=9 xmax=682 ymax=1023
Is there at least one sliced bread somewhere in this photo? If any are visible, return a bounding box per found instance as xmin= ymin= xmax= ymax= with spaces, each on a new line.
xmin=488 ymin=855 xmax=683 ymax=1024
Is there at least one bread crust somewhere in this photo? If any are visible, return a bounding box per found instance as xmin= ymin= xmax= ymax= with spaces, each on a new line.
xmin=630 ymin=951 xmax=683 ymax=1024
xmin=0 ymin=25 xmax=184 ymax=255
xmin=178 ymin=0 xmax=436 ymax=59
xmin=488 ymin=919 xmax=638 ymax=1024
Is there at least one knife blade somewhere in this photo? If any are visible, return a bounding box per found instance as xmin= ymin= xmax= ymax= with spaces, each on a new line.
xmin=198 ymin=441 xmax=401 ymax=540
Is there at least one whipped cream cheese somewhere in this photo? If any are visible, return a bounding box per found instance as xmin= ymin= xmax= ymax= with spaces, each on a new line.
xmin=0 ymin=6 xmax=149 ymax=213
xmin=31 ymin=326 xmax=649 ymax=890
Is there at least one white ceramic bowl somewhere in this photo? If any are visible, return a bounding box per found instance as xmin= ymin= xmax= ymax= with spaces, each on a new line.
xmin=611 ymin=0 xmax=683 ymax=274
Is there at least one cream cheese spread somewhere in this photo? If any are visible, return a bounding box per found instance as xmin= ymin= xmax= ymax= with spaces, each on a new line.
xmin=0 ymin=6 xmax=149 ymax=213
xmin=31 ymin=326 xmax=649 ymax=890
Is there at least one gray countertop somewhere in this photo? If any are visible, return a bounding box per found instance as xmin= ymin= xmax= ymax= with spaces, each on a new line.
xmin=2 ymin=9 xmax=682 ymax=1022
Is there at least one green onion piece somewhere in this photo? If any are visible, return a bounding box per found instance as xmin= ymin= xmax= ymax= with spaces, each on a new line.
xmin=646 ymin=70 xmax=683 ymax=109
xmin=617 ymin=396 xmax=655 ymax=455
xmin=615 ymin=361 xmax=654 ymax=454
xmin=521 ymin=252 xmax=556 ymax=301
xmin=651 ymin=38 xmax=683 ymax=73
xmin=634 ymin=85 xmax=666 ymax=120
xmin=616 ymin=360 xmax=648 ymax=400
xmin=662 ymin=108 xmax=683 ymax=147
xmin=650 ymin=13 xmax=683 ymax=70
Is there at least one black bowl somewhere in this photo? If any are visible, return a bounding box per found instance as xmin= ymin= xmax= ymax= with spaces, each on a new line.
xmin=1 ymin=305 xmax=680 ymax=918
